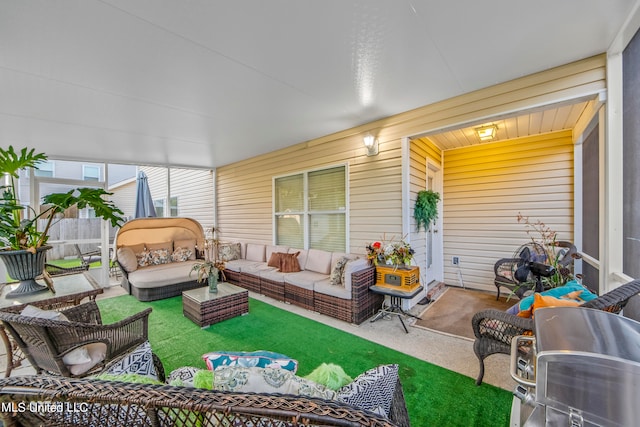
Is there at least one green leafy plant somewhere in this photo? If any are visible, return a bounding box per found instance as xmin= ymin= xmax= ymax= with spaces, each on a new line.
xmin=414 ymin=190 xmax=440 ymax=231
xmin=0 ymin=146 xmax=126 ymax=252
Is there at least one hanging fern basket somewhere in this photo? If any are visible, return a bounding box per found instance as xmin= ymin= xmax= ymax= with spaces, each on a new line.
xmin=414 ymin=190 xmax=440 ymax=231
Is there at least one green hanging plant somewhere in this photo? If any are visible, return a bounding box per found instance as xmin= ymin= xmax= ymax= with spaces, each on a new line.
xmin=414 ymin=190 xmax=440 ymax=231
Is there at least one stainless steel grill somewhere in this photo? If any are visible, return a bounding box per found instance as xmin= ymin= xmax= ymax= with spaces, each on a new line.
xmin=510 ymin=306 xmax=640 ymax=427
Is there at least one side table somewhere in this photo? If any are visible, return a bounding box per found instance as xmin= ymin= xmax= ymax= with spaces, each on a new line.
xmin=369 ymin=285 xmax=424 ymax=333
xmin=0 ymin=272 xmax=103 ymax=377
xmin=182 ymin=283 xmax=249 ymax=328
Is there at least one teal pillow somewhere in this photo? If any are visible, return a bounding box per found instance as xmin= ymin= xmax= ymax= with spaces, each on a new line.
xmin=513 ymin=281 xmax=597 ymax=314
xmin=304 ymin=363 xmax=353 ymax=391
xmin=202 ymin=350 xmax=298 ymax=373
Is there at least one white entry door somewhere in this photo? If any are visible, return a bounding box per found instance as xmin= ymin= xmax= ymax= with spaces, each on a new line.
xmin=425 ymin=162 xmax=443 ymax=284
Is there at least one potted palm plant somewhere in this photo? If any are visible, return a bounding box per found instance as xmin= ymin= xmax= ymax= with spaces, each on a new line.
xmin=0 ymin=146 xmax=126 ymax=298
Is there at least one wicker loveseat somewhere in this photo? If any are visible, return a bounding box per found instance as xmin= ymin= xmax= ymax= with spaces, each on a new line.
xmin=0 ymin=375 xmax=410 ymax=426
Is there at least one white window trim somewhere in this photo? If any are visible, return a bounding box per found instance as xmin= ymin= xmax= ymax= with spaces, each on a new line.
xmin=82 ymin=165 xmax=101 ymax=181
xmin=272 ymin=163 xmax=349 ymax=251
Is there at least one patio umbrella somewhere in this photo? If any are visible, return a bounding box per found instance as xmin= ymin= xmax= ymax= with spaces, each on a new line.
xmin=134 ymin=171 xmax=157 ymax=218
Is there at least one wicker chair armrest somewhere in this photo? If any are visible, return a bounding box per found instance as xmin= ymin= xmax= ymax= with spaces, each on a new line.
xmin=4 ymin=307 xmax=153 ymax=359
xmin=471 ymin=309 xmax=533 ymax=345
xmin=60 ymin=300 xmax=103 ymax=324
xmin=44 ymin=262 xmax=90 ymax=276
xmin=555 ymin=241 xmax=579 ymax=267
xmin=582 ymin=279 xmax=640 ymax=313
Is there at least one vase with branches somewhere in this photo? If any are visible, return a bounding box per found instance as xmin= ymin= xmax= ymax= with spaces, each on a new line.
xmin=190 ymin=227 xmax=225 ymax=293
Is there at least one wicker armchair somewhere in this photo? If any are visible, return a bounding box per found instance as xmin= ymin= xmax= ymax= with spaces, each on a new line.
xmin=494 ymin=240 xmax=578 ymax=300
xmin=0 ymin=376 xmax=409 ymax=427
xmin=472 ymin=279 xmax=640 ymax=385
xmin=0 ymin=300 xmax=162 ymax=380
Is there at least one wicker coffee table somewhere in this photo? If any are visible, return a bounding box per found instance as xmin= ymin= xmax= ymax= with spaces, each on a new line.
xmin=182 ymin=283 xmax=248 ymax=328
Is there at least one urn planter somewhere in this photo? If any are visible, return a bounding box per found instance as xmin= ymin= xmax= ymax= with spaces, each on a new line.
xmin=0 ymin=245 xmax=52 ymax=298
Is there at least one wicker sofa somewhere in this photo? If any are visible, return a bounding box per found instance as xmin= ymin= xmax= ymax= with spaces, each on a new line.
xmin=0 ymin=375 xmax=410 ymax=426
xmin=114 ymin=217 xmax=206 ymax=302
xmin=222 ymin=242 xmax=383 ymax=324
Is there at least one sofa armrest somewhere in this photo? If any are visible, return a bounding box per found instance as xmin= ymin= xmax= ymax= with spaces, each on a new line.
xmin=344 ymin=259 xmax=371 ymax=291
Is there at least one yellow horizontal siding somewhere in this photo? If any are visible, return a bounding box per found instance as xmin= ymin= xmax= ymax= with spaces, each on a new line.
xmin=442 ymin=130 xmax=574 ymax=290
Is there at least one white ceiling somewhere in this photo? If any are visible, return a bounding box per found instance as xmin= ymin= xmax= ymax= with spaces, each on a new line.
xmin=0 ymin=1 xmax=636 ymax=168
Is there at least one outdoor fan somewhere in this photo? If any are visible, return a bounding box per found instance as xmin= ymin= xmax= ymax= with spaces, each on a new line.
xmin=512 ymin=243 xmax=555 ymax=293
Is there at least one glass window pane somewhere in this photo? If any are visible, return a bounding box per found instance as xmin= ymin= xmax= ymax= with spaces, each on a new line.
xmin=275 ymin=174 xmax=303 ymax=212
xmin=308 ymin=166 xmax=345 ymax=211
xmin=276 ymin=215 xmax=304 ymax=248
xmin=310 ymin=214 xmax=345 ymax=252
xmin=170 ymin=196 xmax=178 ymax=217
xmin=153 ymin=199 xmax=165 ymax=217
xmin=34 ymin=161 xmax=54 ymax=177
xmin=83 ymin=165 xmax=100 ymax=181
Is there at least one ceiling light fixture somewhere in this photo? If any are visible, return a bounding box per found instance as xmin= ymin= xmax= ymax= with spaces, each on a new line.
xmin=475 ymin=124 xmax=498 ymax=141
xmin=363 ymin=132 xmax=379 ymax=156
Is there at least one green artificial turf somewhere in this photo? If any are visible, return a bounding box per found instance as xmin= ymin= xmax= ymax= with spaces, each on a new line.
xmin=97 ymin=294 xmax=512 ymax=426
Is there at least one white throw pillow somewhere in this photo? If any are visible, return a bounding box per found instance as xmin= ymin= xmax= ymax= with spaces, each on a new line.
xmin=67 ymin=343 xmax=107 ymax=376
xmin=63 ymin=347 xmax=92 ymax=365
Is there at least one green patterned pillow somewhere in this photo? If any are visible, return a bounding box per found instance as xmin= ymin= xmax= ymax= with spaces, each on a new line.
xmin=213 ymin=366 xmax=336 ymax=400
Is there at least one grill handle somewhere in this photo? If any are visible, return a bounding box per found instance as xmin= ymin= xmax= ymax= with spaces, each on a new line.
xmin=510 ymin=335 xmax=536 ymax=387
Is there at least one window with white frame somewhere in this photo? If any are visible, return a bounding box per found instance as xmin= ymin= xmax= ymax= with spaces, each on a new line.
xmin=274 ymin=165 xmax=346 ymax=252
xmin=82 ymin=165 xmax=100 ymax=181
xmin=153 ymin=199 xmax=165 ymax=217
xmin=152 ymin=197 xmax=178 ymax=217
xmin=33 ymin=161 xmax=54 ymax=177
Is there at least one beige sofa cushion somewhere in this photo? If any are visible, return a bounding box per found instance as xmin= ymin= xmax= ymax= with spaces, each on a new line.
xmin=117 ymin=247 xmax=138 ymax=272
xmin=266 ymin=245 xmax=288 ymax=261
xmin=289 ymin=249 xmax=308 ymax=270
xmin=246 ymin=244 xmax=266 ymax=262
xmin=314 ymin=278 xmax=351 ymax=299
xmin=305 ymin=249 xmax=332 ymax=275
xmin=127 ymin=261 xmax=200 ymax=288
xmin=146 ymin=241 xmax=173 ymax=252
xmin=284 ymin=271 xmax=327 ymax=290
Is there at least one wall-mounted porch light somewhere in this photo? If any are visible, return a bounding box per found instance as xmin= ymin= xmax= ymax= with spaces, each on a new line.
xmin=363 ymin=132 xmax=379 ymax=156
xmin=474 ymin=124 xmax=498 ymax=141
